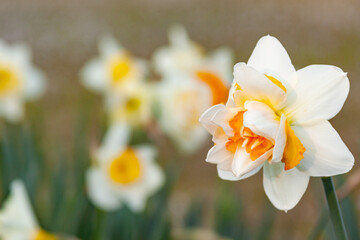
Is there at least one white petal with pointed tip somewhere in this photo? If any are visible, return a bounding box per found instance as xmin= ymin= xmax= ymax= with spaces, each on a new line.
xmin=0 ymin=180 xmax=38 ymax=237
xmin=294 ymin=120 xmax=354 ymax=177
xmin=247 ymin=35 xmax=296 ymax=88
xmin=263 ymin=161 xmax=309 ymax=211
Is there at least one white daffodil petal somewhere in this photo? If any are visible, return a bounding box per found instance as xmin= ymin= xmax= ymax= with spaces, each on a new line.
xmin=231 ymin=147 xmax=271 ymax=177
xmin=199 ymin=104 xmax=225 ymax=135
xmin=286 ymin=65 xmax=350 ymax=125
xmin=217 ymin=158 xmax=232 ymax=171
xmin=233 ymin=63 xmax=286 ymax=108
xmin=218 ymin=165 xmax=262 ymax=181
xmin=86 ymin=168 xmax=121 ymax=211
xmin=80 ymin=59 xmax=108 ymax=93
xmin=243 ymin=101 xmax=279 ymax=141
xmin=212 ymin=127 xmax=229 ymax=145
xmin=263 ymin=161 xmax=309 ymax=211
xmin=271 ymin=114 xmax=287 ymax=163
xmin=99 ymin=35 xmax=122 ymax=57
xmin=0 ymin=97 xmax=23 ymax=123
xmin=143 ymin=163 xmax=165 ymax=195
xmin=294 ymin=120 xmax=354 ymax=177
xmin=210 ymin=107 xmax=236 ymax=136
xmin=124 ymin=195 xmax=146 ymax=213
xmin=247 ymin=35 xmax=296 ymax=88
xmin=97 ymin=123 xmax=129 ymax=163
xmin=135 ymin=145 xmax=157 ymax=164
xmin=24 ymin=68 xmax=46 ymax=100
xmin=206 ymin=143 xmax=233 ymax=164
xmin=0 ymin=180 xmax=39 ymax=232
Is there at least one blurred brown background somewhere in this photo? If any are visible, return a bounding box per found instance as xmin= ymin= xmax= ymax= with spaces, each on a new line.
xmin=0 ymin=0 xmax=359 ymax=239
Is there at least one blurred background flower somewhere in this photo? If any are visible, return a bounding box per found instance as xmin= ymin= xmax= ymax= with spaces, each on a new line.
xmin=0 ymin=40 xmax=45 ymax=122
xmin=153 ymin=26 xmax=233 ymax=152
xmin=86 ymin=124 xmax=164 ymax=212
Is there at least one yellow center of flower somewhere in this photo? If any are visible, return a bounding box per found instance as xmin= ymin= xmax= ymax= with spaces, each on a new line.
xmin=226 ymin=111 xmax=274 ymax=160
xmin=196 ymin=71 xmax=228 ymax=105
xmin=34 ymin=230 xmax=57 ymax=240
xmin=0 ymin=65 xmax=20 ymax=95
xmin=125 ymin=97 xmax=142 ymax=113
xmin=109 ymin=148 xmax=141 ymax=184
xmin=108 ymin=53 xmax=132 ymax=85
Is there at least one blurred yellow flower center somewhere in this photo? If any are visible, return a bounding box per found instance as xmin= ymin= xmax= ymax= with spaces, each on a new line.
xmin=196 ymin=71 xmax=228 ymax=105
xmin=0 ymin=66 xmax=20 ymax=95
xmin=34 ymin=230 xmax=57 ymax=240
xmin=109 ymin=148 xmax=141 ymax=184
xmin=125 ymin=97 xmax=142 ymax=113
xmin=226 ymin=111 xmax=274 ymax=160
xmin=108 ymin=53 xmax=132 ymax=84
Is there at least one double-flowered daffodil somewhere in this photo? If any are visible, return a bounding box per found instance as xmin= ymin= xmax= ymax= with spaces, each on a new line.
xmin=86 ymin=124 xmax=164 ymax=212
xmin=200 ymin=35 xmax=354 ymax=211
xmin=0 ymin=40 xmax=46 ymax=122
xmin=154 ymin=26 xmax=233 ymax=152
xmin=0 ymin=180 xmax=57 ymax=240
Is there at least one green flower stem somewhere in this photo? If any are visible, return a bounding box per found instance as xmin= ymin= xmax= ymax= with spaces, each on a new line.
xmin=321 ymin=177 xmax=348 ymax=240
xmin=94 ymin=209 xmax=106 ymax=240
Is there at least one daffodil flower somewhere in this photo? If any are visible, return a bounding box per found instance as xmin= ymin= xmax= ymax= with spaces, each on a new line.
xmin=0 ymin=180 xmax=57 ymax=239
xmin=86 ymin=124 xmax=164 ymax=212
xmin=0 ymin=40 xmax=46 ymax=122
xmin=154 ymin=26 xmax=233 ymax=152
xmin=199 ymin=35 xmax=354 ymax=211
xmin=80 ymin=35 xmax=147 ymax=96
xmin=106 ymin=82 xmax=153 ymax=127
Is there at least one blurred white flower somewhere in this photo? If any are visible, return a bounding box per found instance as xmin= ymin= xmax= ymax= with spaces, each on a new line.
xmin=80 ymin=35 xmax=147 ymax=97
xmin=0 ymin=180 xmax=56 ymax=240
xmin=86 ymin=124 xmax=164 ymax=212
xmin=156 ymin=76 xmax=213 ymax=152
xmin=0 ymin=40 xmax=46 ymax=122
xmin=106 ymin=82 xmax=153 ymax=127
xmin=153 ymin=26 xmax=233 ymax=152
xmin=200 ymin=35 xmax=354 ymax=211
xmin=153 ymin=25 xmax=205 ymax=76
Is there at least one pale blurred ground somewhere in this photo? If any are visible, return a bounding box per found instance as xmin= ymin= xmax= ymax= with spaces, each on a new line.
xmin=0 ymin=0 xmax=359 ymax=239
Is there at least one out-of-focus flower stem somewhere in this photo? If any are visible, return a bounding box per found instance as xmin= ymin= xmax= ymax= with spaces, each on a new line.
xmin=94 ymin=209 xmax=106 ymax=240
xmin=322 ymin=177 xmax=348 ymax=240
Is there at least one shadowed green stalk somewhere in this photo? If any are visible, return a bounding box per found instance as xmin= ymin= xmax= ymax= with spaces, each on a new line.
xmin=94 ymin=209 xmax=106 ymax=240
xmin=322 ymin=177 xmax=348 ymax=240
